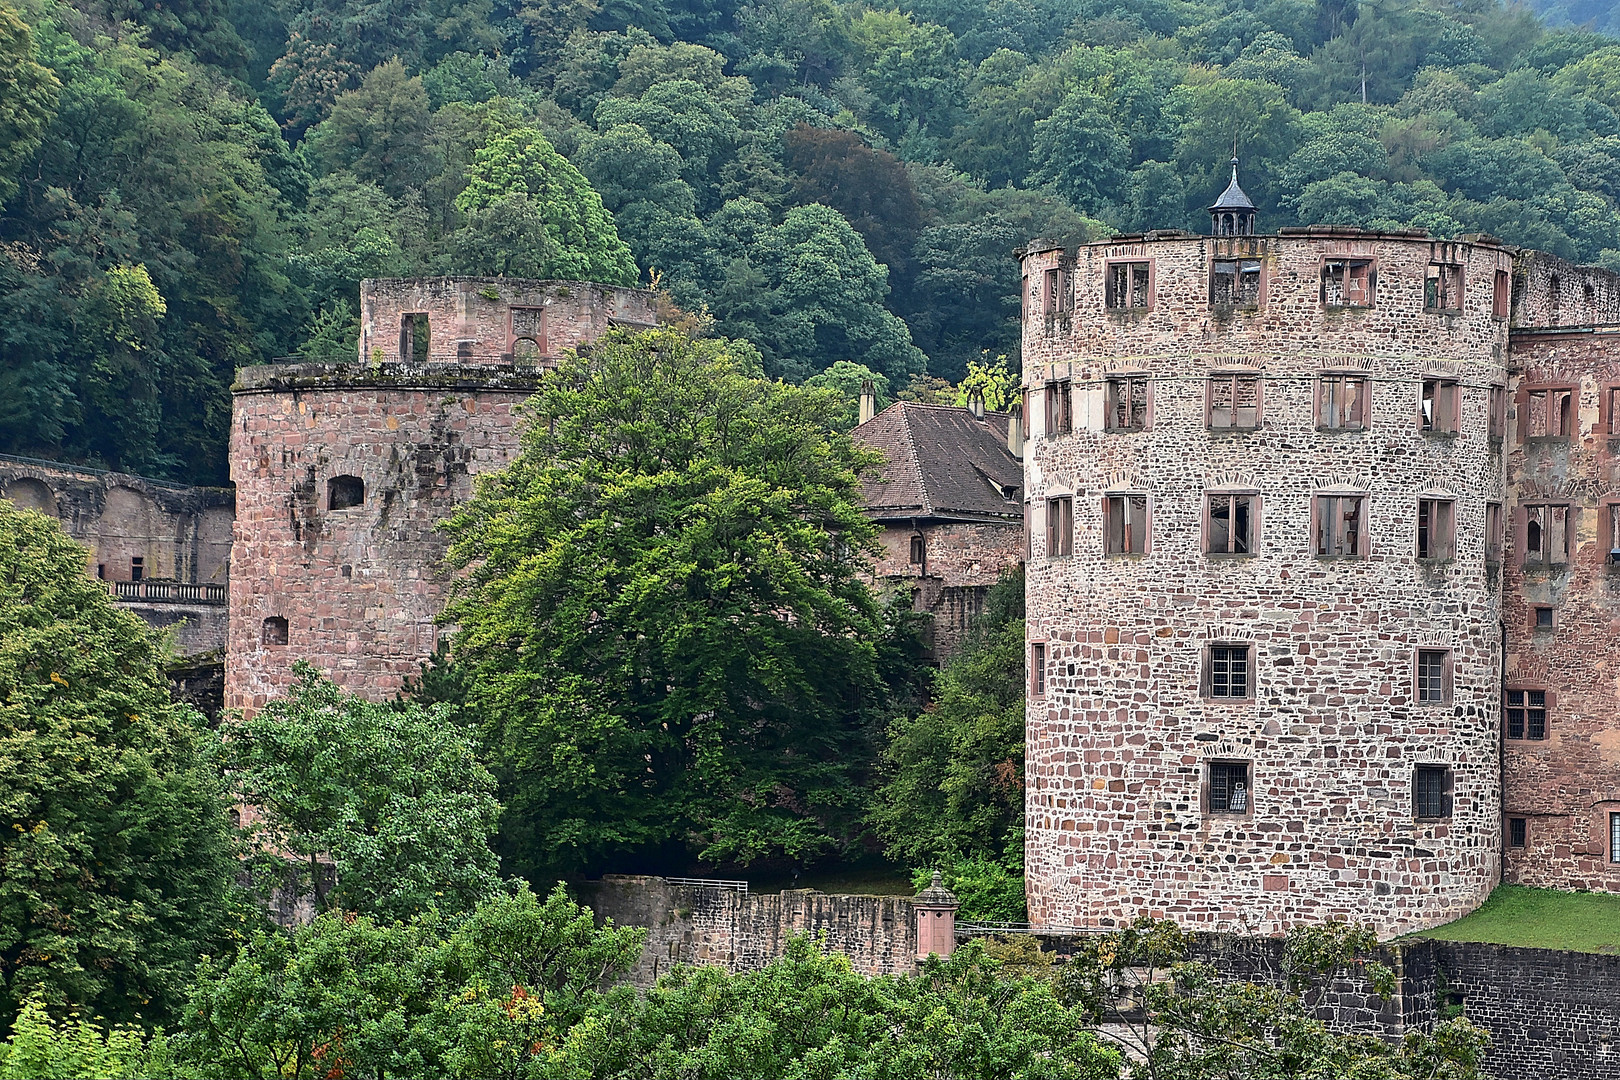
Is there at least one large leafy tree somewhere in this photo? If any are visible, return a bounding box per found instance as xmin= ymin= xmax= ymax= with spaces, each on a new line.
xmin=231 ymin=663 xmax=502 ymax=924
xmin=0 ymin=503 xmax=248 ymax=1029
xmin=442 ymin=327 xmax=896 ymax=877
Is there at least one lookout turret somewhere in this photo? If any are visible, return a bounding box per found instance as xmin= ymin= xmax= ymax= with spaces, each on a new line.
xmin=1209 ymin=157 xmax=1257 ymax=236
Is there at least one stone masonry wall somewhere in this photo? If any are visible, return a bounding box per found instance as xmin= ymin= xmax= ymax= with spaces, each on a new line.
xmin=1503 ymin=327 xmax=1620 ymax=891
xmin=359 ymin=278 xmax=656 ymax=366
xmin=1019 ymin=231 xmax=1512 ymax=937
xmin=872 ymin=520 xmax=1023 ymax=658
xmin=1514 ymin=252 xmax=1620 ymax=330
xmin=226 ymin=363 xmax=538 ymax=713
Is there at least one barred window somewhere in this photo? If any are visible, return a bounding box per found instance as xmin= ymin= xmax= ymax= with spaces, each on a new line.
xmin=1509 ymin=817 xmax=1526 ymax=848
xmin=1209 ymin=761 xmax=1250 ymax=813
xmin=1506 ymin=689 xmax=1547 ymax=740
xmin=1414 ymin=766 xmax=1451 ymax=819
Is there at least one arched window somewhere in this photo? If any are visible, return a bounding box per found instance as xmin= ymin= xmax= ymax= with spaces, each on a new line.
xmin=329 ymin=475 xmax=364 ymax=510
xmin=262 ymin=616 xmax=288 ymax=646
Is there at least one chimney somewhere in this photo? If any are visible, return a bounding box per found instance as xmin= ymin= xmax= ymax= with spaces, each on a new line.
xmin=967 ymin=387 xmax=985 ymax=419
xmin=859 ymin=379 xmax=876 ymax=424
xmin=1007 ymin=402 xmax=1024 ymax=458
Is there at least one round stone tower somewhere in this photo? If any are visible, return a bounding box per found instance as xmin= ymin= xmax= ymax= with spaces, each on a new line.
xmin=1019 ymin=226 xmax=1514 ymax=936
xmin=227 ymin=278 xmax=655 ymax=714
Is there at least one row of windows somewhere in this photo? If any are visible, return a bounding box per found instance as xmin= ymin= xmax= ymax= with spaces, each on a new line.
xmin=1509 ymin=813 xmax=1620 ymax=864
xmin=1042 ymin=375 xmax=1506 ymax=437
xmin=1030 ymin=259 xmax=1510 ymax=319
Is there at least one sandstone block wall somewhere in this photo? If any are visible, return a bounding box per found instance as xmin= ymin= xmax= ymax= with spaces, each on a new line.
xmin=1019 ymin=231 xmax=1512 ymax=937
xmin=872 ymin=520 xmax=1023 ymax=658
xmin=1502 ymin=327 xmax=1620 ymax=891
xmin=1513 ymin=253 xmax=1620 ymax=330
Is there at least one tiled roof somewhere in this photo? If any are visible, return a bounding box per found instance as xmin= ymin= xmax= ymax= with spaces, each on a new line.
xmin=852 ymin=402 xmax=1023 ymax=522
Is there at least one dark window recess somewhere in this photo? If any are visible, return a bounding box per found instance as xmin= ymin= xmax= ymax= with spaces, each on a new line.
xmin=1106 ymin=376 xmax=1149 ymax=431
xmin=329 ymin=475 xmax=365 ymax=510
xmin=1209 ymin=645 xmax=1250 ymax=699
xmin=1323 ymin=259 xmax=1374 ymax=307
xmin=909 ymin=533 xmax=925 ymax=564
xmin=1208 ymin=493 xmax=1254 ymax=554
xmin=1044 ymin=380 xmax=1073 ymax=435
xmin=1044 ymin=267 xmax=1061 ymax=315
xmin=1416 ymin=650 xmax=1448 ymax=703
xmin=1494 ymin=270 xmax=1510 ymax=318
xmin=1046 ymin=497 xmax=1073 ymax=557
xmin=1421 ymin=379 xmax=1459 ymax=433
xmin=1425 ymin=263 xmax=1463 ymax=311
xmin=130 ymin=556 xmax=144 ymax=582
xmin=400 ymin=312 xmax=430 ymax=363
xmin=1316 ymin=495 xmax=1364 ymax=557
xmin=1209 ymin=761 xmax=1250 ymax=813
xmin=1506 ymin=689 xmax=1547 ymax=740
xmin=1319 ymin=375 xmax=1367 ymax=430
xmin=1417 ymin=499 xmax=1454 ymax=560
xmin=1526 ymin=389 xmax=1575 ymax=437
xmin=1211 ymin=260 xmax=1261 ymax=307
xmin=96 ymin=563 xmax=105 ymax=580
xmin=1106 ymin=494 xmax=1148 ymax=555
xmin=1106 ymin=262 xmax=1151 ymax=309
xmin=1032 ymin=643 xmax=1047 ymax=697
xmin=1209 ymin=375 xmax=1260 ymax=429
xmin=1414 ymin=766 xmax=1451 ymax=819
xmin=1510 ymin=817 xmax=1526 ymax=848
xmin=1534 ymin=605 xmax=1554 ymax=629
xmin=1486 ymin=503 xmax=1504 ymax=565
xmin=1525 ymin=504 xmax=1571 ymax=567
xmin=262 ymin=616 xmax=289 ymax=646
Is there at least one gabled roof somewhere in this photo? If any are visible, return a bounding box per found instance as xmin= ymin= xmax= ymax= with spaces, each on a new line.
xmin=851 ymin=401 xmax=1023 ymax=523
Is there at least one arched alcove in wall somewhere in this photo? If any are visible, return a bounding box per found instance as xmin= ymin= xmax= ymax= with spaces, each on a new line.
xmin=3 ymin=477 xmax=56 ymax=517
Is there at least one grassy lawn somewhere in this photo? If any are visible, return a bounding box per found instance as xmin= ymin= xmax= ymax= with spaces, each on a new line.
xmin=1410 ymin=885 xmax=1620 ymax=953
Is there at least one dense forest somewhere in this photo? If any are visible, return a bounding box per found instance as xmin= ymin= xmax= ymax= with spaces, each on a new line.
xmin=1 ymin=0 xmax=1619 ymax=482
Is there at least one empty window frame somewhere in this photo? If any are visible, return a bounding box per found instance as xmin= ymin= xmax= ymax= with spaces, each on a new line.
xmin=1043 ymin=267 xmax=1063 ymax=317
xmin=1606 ymin=502 xmax=1620 ymax=565
xmin=1315 ymin=494 xmax=1367 ymax=557
xmin=1413 ymin=766 xmax=1452 ymax=819
xmin=1031 ymin=642 xmax=1047 ymax=697
xmin=1105 ymin=494 xmax=1149 ymax=555
xmin=1486 ymin=502 xmax=1504 ymax=566
xmin=1208 ymin=761 xmax=1251 ymax=813
xmin=1493 ymin=269 xmax=1510 ymax=319
xmin=1421 ymin=378 xmax=1460 ymax=434
xmin=1489 ymin=386 xmax=1507 ymax=441
xmin=1044 ymin=380 xmax=1073 ymax=435
xmin=1523 ymin=504 xmax=1572 ymax=567
xmin=1106 ymin=261 xmax=1152 ymax=310
xmin=909 ymin=532 xmax=925 ymax=565
xmin=1105 ymin=376 xmax=1149 ymax=432
xmin=1204 ymin=643 xmax=1254 ymax=700
xmin=1211 ymin=259 xmax=1261 ymax=308
xmin=1318 ymin=374 xmax=1369 ymax=430
xmin=1425 ymin=263 xmax=1464 ymax=312
xmin=329 ymin=474 xmax=364 ymax=511
xmin=1417 ymin=498 xmax=1455 ymax=560
xmin=1046 ymin=496 xmax=1073 ymax=557
xmin=1207 ymin=492 xmax=1256 ymax=555
xmin=1510 ymin=817 xmax=1527 ymax=847
xmin=1524 ymin=387 xmax=1575 ymax=438
xmin=1208 ymin=373 xmax=1262 ymax=430
xmin=399 ymin=312 xmax=430 ymax=362
xmin=1322 ymin=259 xmax=1374 ymax=307
xmin=1602 ymin=387 xmax=1620 ymax=435
xmin=1415 ymin=649 xmax=1451 ymax=704
xmin=1506 ymin=689 xmax=1548 ymax=740
xmin=262 ymin=616 xmax=289 ymax=646
xmin=130 ymin=556 xmax=144 ymax=582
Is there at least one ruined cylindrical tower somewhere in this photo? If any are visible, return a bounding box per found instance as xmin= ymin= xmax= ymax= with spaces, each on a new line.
xmin=1020 ymin=227 xmax=1513 ymax=936
xmin=226 ymin=278 xmax=655 ymax=714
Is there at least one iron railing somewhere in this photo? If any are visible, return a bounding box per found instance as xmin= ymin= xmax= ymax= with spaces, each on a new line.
xmin=663 ymin=876 xmax=749 ymax=893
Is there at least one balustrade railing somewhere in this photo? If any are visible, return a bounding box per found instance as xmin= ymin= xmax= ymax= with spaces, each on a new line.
xmin=110 ymin=580 xmax=227 ymax=605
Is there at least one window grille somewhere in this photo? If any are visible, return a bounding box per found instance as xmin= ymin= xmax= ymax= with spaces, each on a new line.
xmin=1506 ymin=689 xmax=1547 ymax=740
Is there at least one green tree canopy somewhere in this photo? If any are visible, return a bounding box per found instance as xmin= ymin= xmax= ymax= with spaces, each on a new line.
xmin=0 ymin=3 xmax=56 ymax=205
xmin=0 ymin=503 xmax=247 ymax=1029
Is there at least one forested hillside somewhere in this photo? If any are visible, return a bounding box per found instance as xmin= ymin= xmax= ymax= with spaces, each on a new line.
xmin=2 ymin=0 xmax=1619 ymax=482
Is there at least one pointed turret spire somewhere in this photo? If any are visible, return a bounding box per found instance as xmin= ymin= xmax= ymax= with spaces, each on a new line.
xmin=1209 ymin=156 xmax=1257 ymax=237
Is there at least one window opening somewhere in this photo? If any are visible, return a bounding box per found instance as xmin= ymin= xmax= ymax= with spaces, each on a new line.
xmin=399 ymin=312 xmax=430 ymax=363
xmin=1534 ymin=605 xmax=1554 ymax=629
xmin=1323 ymin=259 xmax=1373 ymax=307
xmin=1486 ymin=502 xmax=1504 ymax=566
xmin=1610 ymin=504 xmax=1620 ymax=564
xmin=262 ymin=616 xmax=289 ymax=646
xmin=1031 ymin=643 xmax=1046 ymax=697
xmin=1211 ymin=260 xmax=1261 ymax=308
xmin=1421 ymin=379 xmax=1459 ymax=433
xmin=1417 ymin=499 xmax=1454 ymax=560
xmin=130 ymin=556 xmax=144 ymax=582
xmin=1208 ymin=493 xmax=1254 ymax=554
xmin=1524 ymin=504 xmax=1571 ymax=567
xmin=1494 ymin=270 xmax=1510 ymax=319
xmin=1506 ymin=689 xmax=1547 ymax=740
xmin=1489 ymin=386 xmax=1506 ymax=440
xmin=1046 ymin=497 xmax=1073 ymax=557
xmin=1106 ymin=262 xmax=1151 ymax=309
xmin=1525 ymin=388 xmax=1574 ymax=438
xmin=1319 ymin=375 xmax=1367 ymax=430
xmin=1414 ymin=766 xmax=1450 ymax=819
xmin=1611 ymin=812 xmax=1620 ymax=864
xmin=1208 ymin=644 xmax=1250 ymax=699
xmin=1209 ymin=762 xmax=1250 ymax=813
xmin=1044 ymin=267 xmax=1061 ymax=316
xmin=1044 ymin=380 xmax=1072 ymax=435
xmin=1209 ymin=374 xmax=1260 ymax=429
xmin=1416 ymin=650 xmax=1448 ymax=703
xmin=1106 ymin=494 xmax=1148 ymax=555
xmin=329 ymin=475 xmax=364 ymax=511
xmin=1316 ymin=495 xmax=1365 ymax=557
xmin=1509 ymin=817 xmax=1526 ymax=848
xmin=909 ymin=533 xmax=925 ymax=565
xmin=1425 ymin=263 xmax=1463 ymax=311
xmin=1105 ymin=376 xmax=1149 ymax=431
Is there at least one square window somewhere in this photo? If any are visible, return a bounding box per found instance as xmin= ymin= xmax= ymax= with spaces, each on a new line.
xmin=1046 ymin=497 xmax=1073 ymax=557
xmin=1533 ymin=605 xmax=1554 ymax=629
xmin=1509 ymin=817 xmax=1526 ymax=848
xmin=1044 ymin=380 xmax=1073 ymax=435
xmin=1323 ymin=259 xmax=1374 ymax=307
xmin=1486 ymin=502 xmax=1504 ymax=566
xmin=1506 ymin=689 xmax=1547 ymax=740
xmin=1105 ymin=494 xmax=1149 ymax=555
xmin=1315 ymin=494 xmax=1366 ymax=557
xmin=1493 ymin=269 xmax=1510 ymax=319
xmin=1524 ymin=504 xmax=1572 ymax=567
xmin=1416 ymin=650 xmax=1450 ymax=704
xmin=1107 ymin=261 xmax=1151 ymax=309
xmin=1414 ymin=765 xmax=1451 ymax=819
xmin=1421 ymin=378 xmax=1459 ymax=434
xmin=1489 ymin=386 xmax=1507 ymax=440
xmin=262 ymin=616 xmax=289 ymax=646
xmin=1207 ymin=492 xmax=1256 ymax=555
xmin=1211 ymin=259 xmax=1261 ymax=308
xmin=1525 ymin=388 xmax=1575 ymax=438
xmin=1208 ymin=374 xmax=1261 ymax=430
xmin=1206 ymin=643 xmax=1252 ymax=700
xmin=1417 ymin=499 xmax=1454 ymax=560
xmin=1425 ymin=263 xmax=1463 ymax=311
xmin=1318 ymin=374 xmax=1368 ymax=430
xmin=1031 ymin=643 xmax=1047 ymax=697
xmin=1105 ymin=376 xmax=1149 ymax=431
xmin=1208 ymin=761 xmax=1251 ymax=813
